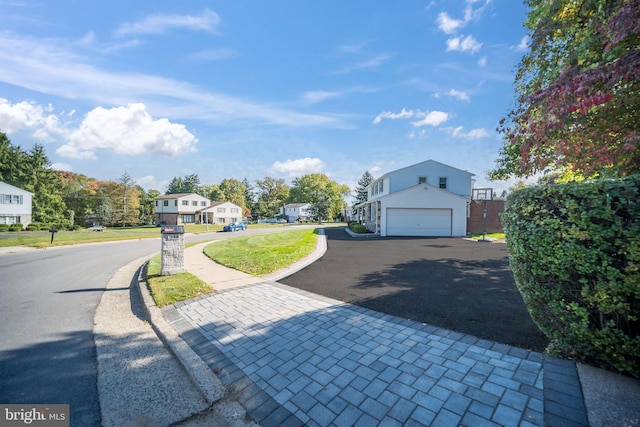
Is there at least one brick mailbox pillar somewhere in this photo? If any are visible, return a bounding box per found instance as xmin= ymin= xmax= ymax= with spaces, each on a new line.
xmin=160 ymin=225 xmax=185 ymax=275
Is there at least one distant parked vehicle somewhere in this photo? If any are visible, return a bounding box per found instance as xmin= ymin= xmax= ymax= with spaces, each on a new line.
xmin=223 ymin=221 xmax=247 ymax=232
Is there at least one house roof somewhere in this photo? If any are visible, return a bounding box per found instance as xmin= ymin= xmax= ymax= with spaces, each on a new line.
xmin=284 ymin=203 xmax=310 ymax=208
xmin=354 ymin=182 xmax=469 ymax=208
xmin=156 ymin=193 xmax=202 ymax=199
xmin=0 ymin=181 xmax=34 ymax=195
xmin=374 ymin=159 xmax=475 ymax=181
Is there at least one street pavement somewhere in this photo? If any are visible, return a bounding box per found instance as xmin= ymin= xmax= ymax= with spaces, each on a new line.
xmin=47 ymin=229 xmax=640 ymax=426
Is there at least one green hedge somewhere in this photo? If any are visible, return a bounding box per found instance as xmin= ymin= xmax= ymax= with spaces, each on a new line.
xmin=503 ymin=177 xmax=640 ymax=377
xmin=0 ymin=224 xmax=8 ymax=232
xmin=8 ymin=223 xmax=23 ymax=231
xmin=348 ymin=222 xmax=366 ymax=233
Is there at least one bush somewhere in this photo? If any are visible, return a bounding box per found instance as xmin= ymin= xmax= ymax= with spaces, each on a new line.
xmin=25 ymin=225 xmax=38 ymax=231
xmin=0 ymin=224 xmax=9 ymax=232
xmin=29 ymin=222 xmax=42 ymax=230
xmin=349 ymin=222 xmax=366 ymax=233
xmin=503 ymin=177 xmax=640 ymax=377
xmin=9 ymin=223 xmax=23 ymax=231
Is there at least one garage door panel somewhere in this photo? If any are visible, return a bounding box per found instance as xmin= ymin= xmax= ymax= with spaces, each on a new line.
xmin=387 ymin=208 xmax=452 ymax=236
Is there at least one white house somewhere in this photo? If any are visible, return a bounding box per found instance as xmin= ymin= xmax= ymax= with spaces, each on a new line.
xmin=154 ymin=193 xmax=243 ymax=225
xmin=206 ymin=201 xmax=244 ymax=225
xmin=354 ymin=160 xmax=474 ymax=237
xmin=281 ymin=203 xmax=312 ymax=223
xmin=0 ymin=181 xmax=33 ymax=227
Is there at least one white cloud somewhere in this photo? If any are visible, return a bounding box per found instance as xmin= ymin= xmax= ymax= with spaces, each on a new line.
xmin=115 ymin=9 xmax=220 ymax=36
xmin=446 ymin=35 xmax=482 ymax=53
xmin=437 ymin=12 xmax=465 ymax=34
xmin=374 ymin=108 xmax=449 ymax=127
xmin=373 ymin=108 xmax=414 ymax=124
xmin=515 ymin=36 xmax=530 ymax=52
xmin=302 ymin=91 xmax=342 ymax=104
xmin=477 ymin=56 xmax=487 ymax=67
xmin=435 ymin=89 xmax=470 ymax=101
xmin=135 ymin=175 xmax=166 ymax=191
xmin=0 ymin=98 xmax=61 ymax=136
xmin=57 ymin=103 xmax=197 ymax=159
xmin=451 ymin=126 xmax=488 ymax=138
xmin=50 ymin=162 xmax=72 ymax=172
xmin=0 ymin=32 xmax=341 ymax=128
xmin=411 ymin=111 xmax=449 ymax=127
xmin=336 ymin=53 xmax=394 ymax=74
xmin=271 ymin=158 xmax=324 ymax=177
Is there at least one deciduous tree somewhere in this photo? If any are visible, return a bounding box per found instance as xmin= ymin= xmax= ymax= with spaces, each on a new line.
xmin=491 ymin=0 xmax=640 ymax=179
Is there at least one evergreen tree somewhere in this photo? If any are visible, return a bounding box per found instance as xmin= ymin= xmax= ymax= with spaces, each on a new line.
xmin=352 ymin=171 xmax=373 ymax=215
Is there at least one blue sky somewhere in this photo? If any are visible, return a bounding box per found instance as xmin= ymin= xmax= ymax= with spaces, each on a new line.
xmin=0 ymin=0 xmax=530 ymax=199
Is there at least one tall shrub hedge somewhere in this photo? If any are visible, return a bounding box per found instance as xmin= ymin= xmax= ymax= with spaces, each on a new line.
xmin=503 ymin=177 xmax=640 ymax=377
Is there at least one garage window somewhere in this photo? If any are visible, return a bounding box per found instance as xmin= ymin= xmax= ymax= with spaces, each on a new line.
xmin=439 ymin=177 xmax=447 ymax=189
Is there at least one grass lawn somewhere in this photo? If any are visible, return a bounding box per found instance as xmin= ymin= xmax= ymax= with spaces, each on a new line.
xmin=0 ymin=227 xmax=162 ymax=248
xmin=145 ymin=228 xmax=320 ymax=306
xmin=0 ymin=222 xmax=330 ymax=248
xmin=468 ymin=232 xmax=506 ymax=241
xmin=203 ymin=228 xmax=319 ymax=275
xmin=145 ymin=250 xmax=213 ymax=307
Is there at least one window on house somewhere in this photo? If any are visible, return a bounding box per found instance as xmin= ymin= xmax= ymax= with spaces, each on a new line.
xmin=217 ymin=207 xmax=225 ymax=213
xmin=182 ymin=200 xmax=189 ymax=206
xmin=418 ymin=176 xmax=427 ymax=184
xmin=231 ymin=208 xmax=238 ymax=213
xmin=379 ymin=180 xmax=383 ymax=192
xmin=439 ymin=177 xmax=447 ymax=189
xmin=155 ymin=201 xmax=158 ymax=207
xmin=201 ymin=201 xmax=207 ymax=206
xmin=163 ymin=200 xmax=169 ymax=207
xmin=174 ymin=200 xmax=178 ymax=206
xmin=1 ymin=194 xmax=23 ymax=204
xmin=191 ymin=201 xmax=198 ymax=206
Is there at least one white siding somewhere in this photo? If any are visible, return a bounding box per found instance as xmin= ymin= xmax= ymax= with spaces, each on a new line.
xmin=378 ymin=184 xmax=468 ymax=237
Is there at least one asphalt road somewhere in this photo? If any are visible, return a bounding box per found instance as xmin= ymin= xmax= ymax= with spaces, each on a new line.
xmin=0 ymin=226 xmax=299 ymax=426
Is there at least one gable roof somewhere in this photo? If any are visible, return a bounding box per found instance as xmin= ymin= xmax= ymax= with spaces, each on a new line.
xmin=0 ymin=181 xmax=34 ymax=195
xmin=376 ymin=159 xmax=475 ymax=180
xmin=156 ymin=193 xmax=200 ymax=199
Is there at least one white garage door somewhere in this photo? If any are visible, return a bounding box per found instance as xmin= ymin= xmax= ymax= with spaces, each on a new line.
xmin=386 ymin=208 xmax=452 ymax=236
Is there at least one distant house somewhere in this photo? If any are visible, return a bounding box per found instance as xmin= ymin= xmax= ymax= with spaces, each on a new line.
xmin=154 ymin=193 xmax=242 ymax=225
xmin=353 ymin=160 xmax=474 ymax=237
xmin=0 ymin=181 xmax=33 ymax=227
xmin=205 ymin=201 xmax=244 ymax=225
xmin=281 ymin=203 xmax=312 ymax=223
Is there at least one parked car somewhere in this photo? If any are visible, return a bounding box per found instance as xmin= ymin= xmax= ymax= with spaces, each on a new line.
xmin=223 ymin=221 xmax=247 ymax=232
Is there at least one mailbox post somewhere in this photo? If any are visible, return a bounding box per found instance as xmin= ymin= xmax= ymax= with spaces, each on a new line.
xmin=160 ymin=225 xmax=185 ymax=275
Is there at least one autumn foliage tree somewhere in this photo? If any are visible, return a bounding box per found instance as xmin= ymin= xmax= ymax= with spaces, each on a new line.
xmin=491 ymin=0 xmax=640 ymax=179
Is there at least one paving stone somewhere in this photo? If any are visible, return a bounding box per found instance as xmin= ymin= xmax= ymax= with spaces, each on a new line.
xmin=174 ymin=283 xmax=589 ymax=427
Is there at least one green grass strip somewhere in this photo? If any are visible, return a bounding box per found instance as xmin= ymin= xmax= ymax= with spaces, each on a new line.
xmin=203 ymin=228 xmax=318 ymax=276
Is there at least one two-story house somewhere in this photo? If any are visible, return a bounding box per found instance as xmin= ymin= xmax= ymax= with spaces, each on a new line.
xmin=0 ymin=181 xmax=33 ymax=227
xmin=281 ymin=203 xmax=312 ymax=223
xmin=154 ymin=193 xmax=243 ymax=225
xmin=354 ymin=160 xmax=474 ymax=237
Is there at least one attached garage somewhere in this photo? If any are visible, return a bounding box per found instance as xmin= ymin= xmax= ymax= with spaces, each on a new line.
xmin=386 ymin=208 xmax=452 ymax=237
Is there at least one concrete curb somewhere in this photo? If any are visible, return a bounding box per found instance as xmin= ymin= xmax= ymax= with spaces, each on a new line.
xmin=264 ymin=229 xmax=328 ymax=282
xmin=133 ymin=259 xmax=226 ymax=405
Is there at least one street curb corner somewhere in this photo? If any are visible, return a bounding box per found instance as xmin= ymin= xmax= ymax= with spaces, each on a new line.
xmin=133 ymin=261 xmax=226 ymax=405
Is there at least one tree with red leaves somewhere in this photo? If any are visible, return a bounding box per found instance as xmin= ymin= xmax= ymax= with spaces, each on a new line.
xmin=490 ymin=0 xmax=640 ymax=180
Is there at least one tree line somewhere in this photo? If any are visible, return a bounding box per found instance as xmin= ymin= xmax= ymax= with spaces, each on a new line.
xmin=0 ymin=132 xmax=356 ymax=228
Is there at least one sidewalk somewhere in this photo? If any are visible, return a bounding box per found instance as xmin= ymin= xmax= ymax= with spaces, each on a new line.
xmin=95 ymin=231 xmax=640 ymax=426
